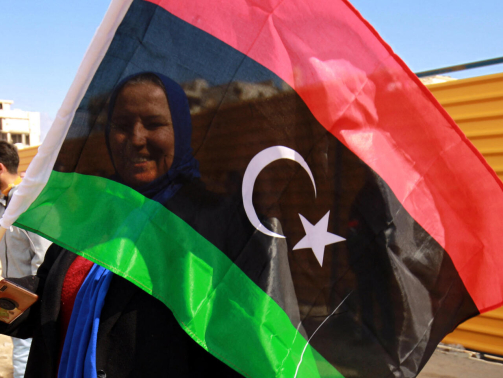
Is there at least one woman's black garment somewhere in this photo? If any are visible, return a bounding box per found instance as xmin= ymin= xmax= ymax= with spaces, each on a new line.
xmin=1 ymin=243 xmax=242 ymax=377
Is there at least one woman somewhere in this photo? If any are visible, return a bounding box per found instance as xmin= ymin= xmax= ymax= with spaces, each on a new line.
xmin=0 ymin=73 xmax=243 ymax=377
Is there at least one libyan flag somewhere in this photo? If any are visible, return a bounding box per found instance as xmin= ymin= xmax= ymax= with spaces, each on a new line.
xmin=3 ymin=0 xmax=503 ymax=376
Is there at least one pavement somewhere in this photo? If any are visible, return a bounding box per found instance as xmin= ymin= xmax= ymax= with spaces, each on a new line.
xmin=419 ymin=344 xmax=503 ymax=378
xmin=0 ymin=335 xmax=12 ymax=378
xmin=0 ymin=334 xmax=500 ymax=377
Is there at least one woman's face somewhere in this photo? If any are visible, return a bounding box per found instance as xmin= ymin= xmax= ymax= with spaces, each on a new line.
xmin=110 ymin=82 xmax=175 ymax=188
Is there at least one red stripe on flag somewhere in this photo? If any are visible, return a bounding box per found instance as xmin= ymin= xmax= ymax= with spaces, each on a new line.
xmin=146 ymin=0 xmax=503 ymax=311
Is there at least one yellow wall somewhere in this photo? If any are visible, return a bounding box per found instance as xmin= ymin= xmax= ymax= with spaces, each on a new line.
xmin=427 ymin=73 xmax=503 ymax=356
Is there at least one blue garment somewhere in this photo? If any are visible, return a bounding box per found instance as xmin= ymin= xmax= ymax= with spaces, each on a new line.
xmin=59 ymin=72 xmax=199 ymax=377
xmin=12 ymin=337 xmax=32 ymax=378
xmin=58 ymin=265 xmax=113 ymax=378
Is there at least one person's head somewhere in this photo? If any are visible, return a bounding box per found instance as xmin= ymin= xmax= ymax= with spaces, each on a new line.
xmin=0 ymin=141 xmax=19 ymax=190
xmin=107 ymin=72 xmax=198 ymax=193
xmin=109 ymin=73 xmax=175 ymax=189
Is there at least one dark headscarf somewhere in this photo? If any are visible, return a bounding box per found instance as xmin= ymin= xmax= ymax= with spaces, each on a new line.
xmin=106 ymin=72 xmax=200 ymax=205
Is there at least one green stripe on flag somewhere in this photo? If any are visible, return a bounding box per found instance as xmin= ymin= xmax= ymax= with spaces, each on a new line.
xmin=15 ymin=170 xmax=343 ymax=378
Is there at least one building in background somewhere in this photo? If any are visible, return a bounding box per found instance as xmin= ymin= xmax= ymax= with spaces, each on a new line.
xmin=0 ymin=100 xmax=41 ymax=148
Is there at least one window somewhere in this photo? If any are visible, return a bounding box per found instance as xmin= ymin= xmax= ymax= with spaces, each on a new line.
xmin=1 ymin=133 xmax=8 ymax=141
xmin=0 ymin=104 xmax=3 ymax=110
xmin=11 ymin=134 xmax=22 ymax=144
xmin=25 ymin=134 xmax=30 ymax=146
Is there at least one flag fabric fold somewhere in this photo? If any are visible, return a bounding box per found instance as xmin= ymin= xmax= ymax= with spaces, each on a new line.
xmin=3 ymin=0 xmax=503 ymax=377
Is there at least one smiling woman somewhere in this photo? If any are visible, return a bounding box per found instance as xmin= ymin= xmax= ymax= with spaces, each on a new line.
xmin=0 ymin=72 xmax=245 ymax=377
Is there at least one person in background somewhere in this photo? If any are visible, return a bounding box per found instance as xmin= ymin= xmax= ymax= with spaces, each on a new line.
xmin=0 ymin=141 xmax=51 ymax=378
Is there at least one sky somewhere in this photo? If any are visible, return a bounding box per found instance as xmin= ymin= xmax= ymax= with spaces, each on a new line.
xmin=1 ymin=0 xmax=502 ymax=140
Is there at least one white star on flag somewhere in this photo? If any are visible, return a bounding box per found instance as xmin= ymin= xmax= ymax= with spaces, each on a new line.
xmin=293 ymin=211 xmax=345 ymax=266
